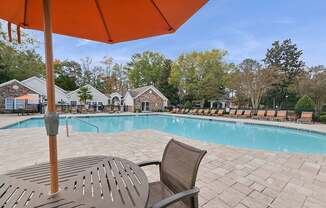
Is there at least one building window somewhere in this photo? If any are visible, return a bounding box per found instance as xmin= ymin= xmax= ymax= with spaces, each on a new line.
xmin=70 ymin=101 xmax=77 ymax=106
xmin=15 ymin=99 xmax=25 ymax=109
xmin=5 ymin=98 xmax=15 ymax=110
xmin=141 ymin=102 xmax=150 ymax=112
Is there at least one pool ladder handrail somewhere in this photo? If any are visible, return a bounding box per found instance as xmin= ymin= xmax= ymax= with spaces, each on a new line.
xmin=65 ymin=115 xmax=99 ymax=137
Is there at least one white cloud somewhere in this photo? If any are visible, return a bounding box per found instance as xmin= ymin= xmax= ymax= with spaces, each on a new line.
xmin=75 ymin=39 xmax=93 ymax=47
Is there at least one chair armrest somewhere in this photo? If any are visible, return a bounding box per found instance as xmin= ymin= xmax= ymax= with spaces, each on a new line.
xmin=137 ymin=160 xmax=161 ymax=167
xmin=152 ymin=187 xmax=200 ymax=208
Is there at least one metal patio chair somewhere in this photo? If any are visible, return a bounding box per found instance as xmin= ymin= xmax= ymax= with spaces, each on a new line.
xmin=138 ymin=139 xmax=207 ymax=208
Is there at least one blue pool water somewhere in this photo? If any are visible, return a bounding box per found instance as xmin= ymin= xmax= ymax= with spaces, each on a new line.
xmin=5 ymin=115 xmax=326 ymax=153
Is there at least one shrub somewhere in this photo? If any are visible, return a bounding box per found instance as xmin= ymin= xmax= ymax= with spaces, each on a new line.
xmin=294 ymin=95 xmax=315 ymax=114
xmin=320 ymin=112 xmax=326 ymax=116
xmin=184 ymin=101 xmax=192 ymax=109
xmin=313 ymin=114 xmax=320 ymax=122
xmin=320 ymin=115 xmax=326 ymax=124
xmin=134 ymin=108 xmax=141 ymax=113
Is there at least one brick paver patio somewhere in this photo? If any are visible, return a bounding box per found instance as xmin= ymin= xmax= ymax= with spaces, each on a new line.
xmin=0 ymin=114 xmax=326 ymax=208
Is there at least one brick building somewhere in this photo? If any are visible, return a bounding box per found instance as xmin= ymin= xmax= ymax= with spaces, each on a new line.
xmin=124 ymin=85 xmax=168 ymax=112
xmin=0 ymin=80 xmax=41 ymax=113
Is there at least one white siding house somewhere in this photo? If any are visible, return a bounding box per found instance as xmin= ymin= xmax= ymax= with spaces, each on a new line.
xmin=21 ymin=76 xmax=68 ymax=104
xmin=124 ymin=91 xmax=134 ymax=107
xmin=108 ymin=92 xmax=123 ymax=105
xmin=66 ymin=84 xmax=109 ymax=106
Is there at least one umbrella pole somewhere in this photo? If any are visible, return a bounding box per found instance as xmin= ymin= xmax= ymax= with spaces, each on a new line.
xmin=43 ymin=0 xmax=59 ymax=194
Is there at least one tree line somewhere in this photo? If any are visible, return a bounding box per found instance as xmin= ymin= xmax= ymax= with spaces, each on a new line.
xmin=1 ymin=23 xmax=325 ymax=114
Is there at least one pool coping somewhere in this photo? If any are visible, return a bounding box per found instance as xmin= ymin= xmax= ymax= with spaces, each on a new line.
xmin=2 ymin=112 xmax=326 ymax=137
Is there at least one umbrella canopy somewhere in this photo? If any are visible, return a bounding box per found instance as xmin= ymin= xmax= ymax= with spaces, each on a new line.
xmin=15 ymin=94 xmax=37 ymax=100
xmin=1 ymin=0 xmax=207 ymax=43
xmin=0 ymin=0 xmax=208 ymax=194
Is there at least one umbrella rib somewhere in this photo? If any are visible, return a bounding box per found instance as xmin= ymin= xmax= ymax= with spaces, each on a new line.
xmin=94 ymin=0 xmax=113 ymax=42
xmin=150 ymin=0 xmax=174 ymax=32
xmin=23 ymin=0 xmax=28 ymax=26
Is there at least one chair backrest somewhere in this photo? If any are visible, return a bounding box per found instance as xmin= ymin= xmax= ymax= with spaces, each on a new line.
xmin=218 ymin=109 xmax=224 ymax=115
xmin=229 ymin=109 xmax=236 ymax=115
xmin=210 ymin=109 xmax=217 ymax=114
xmin=257 ymin=110 xmax=265 ymax=116
xmin=301 ymin=112 xmax=313 ymax=119
xmin=277 ymin=110 xmax=287 ymax=117
xmin=267 ymin=110 xmax=275 ymax=117
xmin=236 ymin=110 xmax=244 ymax=115
xmin=160 ymin=139 xmax=207 ymax=208
xmin=244 ymin=110 xmax=251 ymax=116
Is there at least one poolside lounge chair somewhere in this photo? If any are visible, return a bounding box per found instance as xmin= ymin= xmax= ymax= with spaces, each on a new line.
xmin=241 ymin=110 xmax=252 ymax=118
xmin=81 ymin=107 xmax=88 ymax=114
xmin=287 ymin=111 xmax=297 ymax=122
xmin=179 ymin=109 xmax=185 ymax=114
xmin=191 ymin=109 xmax=198 ymax=115
xmin=217 ymin=109 xmax=224 ymax=116
xmin=273 ymin=110 xmax=287 ymax=122
xmin=297 ymin=112 xmax=313 ymax=123
xmin=88 ymin=107 xmax=95 ymax=113
xmin=203 ymin=109 xmax=210 ymax=116
xmin=191 ymin=108 xmax=198 ymax=115
xmin=71 ymin=107 xmax=78 ymax=114
xmin=235 ymin=109 xmax=244 ymax=118
xmin=196 ymin=109 xmax=204 ymax=115
xmin=138 ymin=139 xmax=207 ymax=208
xmin=209 ymin=109 xmax=217 ymax=116
xmin=184 ymin=109 xmax=190 ymax=114
xmin=265 ymin=110 xmax=276 ymax=120
xmin=227 ymin=109 xmax=236 ymax=117
xmin=253 ymin=110 xmax=265 ymax=120
xmin=56 ymin=106 xmax=63 ymax=114
xmin=171 ymin=108 xmax=179 ymax=114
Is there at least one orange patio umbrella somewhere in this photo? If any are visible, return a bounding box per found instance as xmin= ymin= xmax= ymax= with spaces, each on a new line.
xmin=0 ymin=0 xmax=208 ymax=194
xmin=15 ymin=94 xmax=38 ymax=100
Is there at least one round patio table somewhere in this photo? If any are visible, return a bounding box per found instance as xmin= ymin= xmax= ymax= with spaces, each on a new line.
xmin=0 ymin=156 xmax=149 ymax=208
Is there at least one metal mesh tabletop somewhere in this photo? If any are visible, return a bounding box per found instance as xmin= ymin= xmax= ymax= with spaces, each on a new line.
xmin=0 ymin=156 xmax=149 ymax=208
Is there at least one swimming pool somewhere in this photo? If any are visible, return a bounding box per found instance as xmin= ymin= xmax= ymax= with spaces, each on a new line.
xmin=5 ymin=114 xmax=326 ymax=153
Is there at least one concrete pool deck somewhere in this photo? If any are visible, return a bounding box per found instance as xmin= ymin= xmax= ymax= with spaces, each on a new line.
xmin=0 ymin=113 xmax=326 ymax=208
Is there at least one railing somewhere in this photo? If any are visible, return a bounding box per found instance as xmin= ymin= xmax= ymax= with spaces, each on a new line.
xmin=65 ymin=115 xmax=99 ymax=137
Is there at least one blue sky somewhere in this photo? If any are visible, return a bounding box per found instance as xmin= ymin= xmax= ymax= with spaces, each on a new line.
xmin=29 ymin=0 xmax=326 ymax=66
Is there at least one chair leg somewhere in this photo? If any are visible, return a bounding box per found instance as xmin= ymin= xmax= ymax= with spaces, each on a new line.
xmin=194 ymin=195 xmax=199 ymax=208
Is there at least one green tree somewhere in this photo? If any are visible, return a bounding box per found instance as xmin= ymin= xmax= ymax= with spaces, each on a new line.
xmin=102 ymin=56 xmax=128 ymax=95
xmin=296 ymin=65 xmax=326 ymax=114
xmin=229 ymin=59 xmax=276 ymax=110
xmin=77 ymin=86 xmax=93 ymax=104
xmin=54 ymin=59 xmax=82 ymax=91
xmin=126 ymin=51 xmax=178 ymax=104
xmin=294 ymin=95 xmax=315 ymax=114
xmin=80 ymin=57 xmax=105 ymax=92
xmin=263 ymin=39 xmax=305 ymax=109
xmin=0 ymin=22 xmax=44 ymax=84
xmin=170 ymin=49 xmax=230 ymax=103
